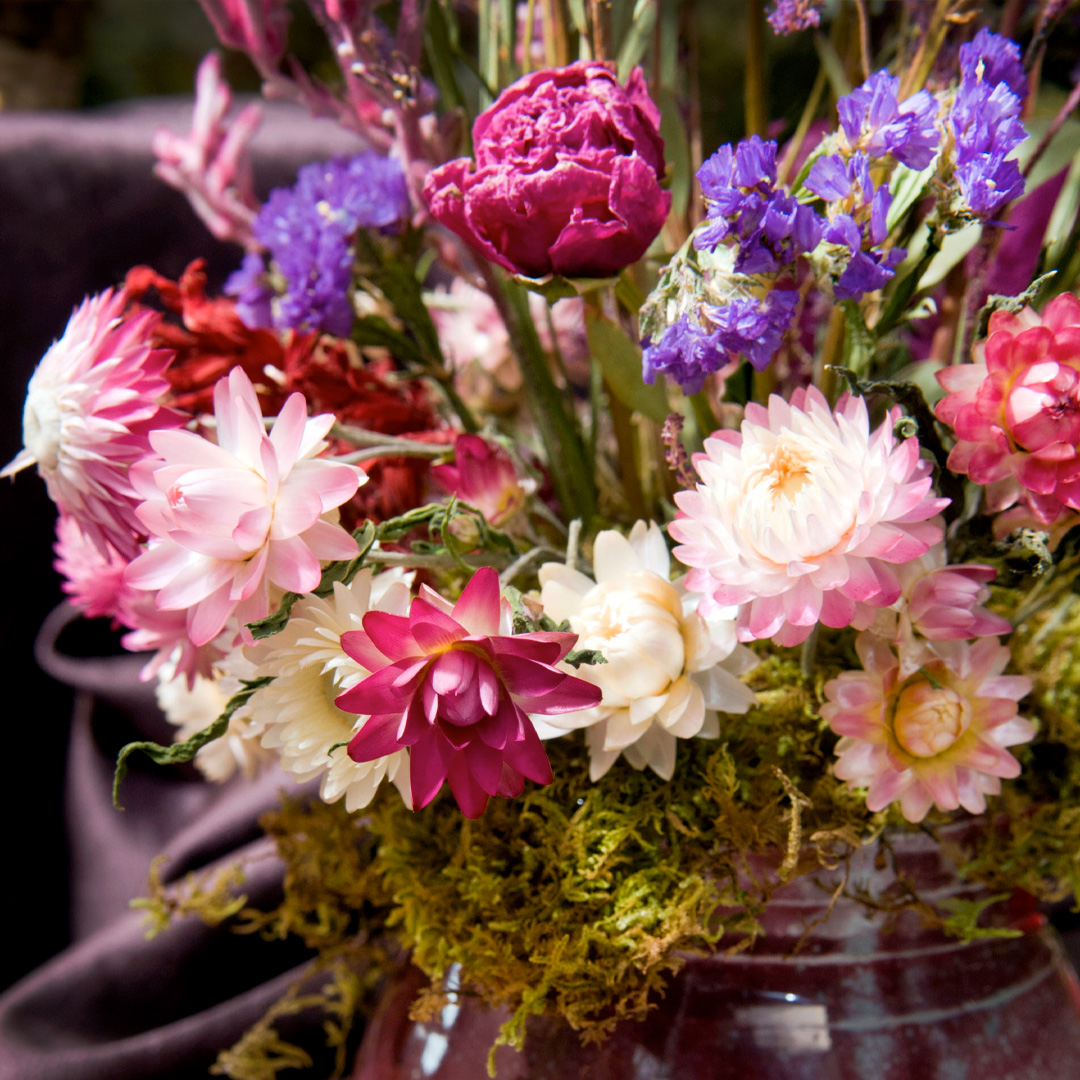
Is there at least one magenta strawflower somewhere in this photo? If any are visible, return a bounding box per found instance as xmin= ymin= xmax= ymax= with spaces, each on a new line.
xmin=2 ymin=289 xmax=180 ymax=559
xmin=432 ymin=434 xmax=534 ymax=528
xmin=53 ymin=513 xmax=134 ymax=622
xmin=936 ymin=292 xmax=1080 ymax=525
xmin=337 ymin=567 xmax=602 ymax=817
xmin=670 ymin=388 xmax=948 ymax=647
xmin=822 ymin=633 xmax=1033 ymax=822
xmin=125 ymin=367 xmax=364 ymax=647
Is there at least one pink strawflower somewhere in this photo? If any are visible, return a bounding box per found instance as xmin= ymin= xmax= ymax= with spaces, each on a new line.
xmin=822 ymin=633 xmax=1034 ymax=823
xmin=432 ymin=434 xmax=534 ymax=529
xmin=337 ymin=567 xmax=602 ymax=817
xmin=936 ymin=292 xmax=1080 ymax=525
xmin=3 ymin=289 xmax=179 ymax=560
xmin=153 ymin=52 xmax=263 ymax=250
xmin=126 ymin=367 xmax=364 ymax=647
xmin=670 ymin=388 xmax=948 ymax=647
xmin=53 ymin=514 xmax=134 ymax=621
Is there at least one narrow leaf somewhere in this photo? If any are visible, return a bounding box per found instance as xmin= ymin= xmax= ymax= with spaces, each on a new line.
xmin=585 ymin=309 xmax=669 ymax=422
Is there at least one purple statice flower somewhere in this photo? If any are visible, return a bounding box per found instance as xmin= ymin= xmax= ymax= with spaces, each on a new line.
xmin=959 ymin=28 xmax=1028 ymax=101
xmin=766 ymin=0 xmax=823 ymax=34
xmin=225 ymin=252 xmax=274 ymax=328
xmin=696 ymin=136 xmax=823 ymax=274
xmin=229 ymin=151 xmax=410 ymax=336
xmin=708 ymin=289 xmax=799 ymax=371
xmin=809 ymin=152 xmax=904 ymax=302
xmin=642 ymin=316 xmax=727 ymax=395
xmin=950 ymin=75 xmax=1027 ymax=219
xmin=837 ymin=71 xmax=940 ymax=169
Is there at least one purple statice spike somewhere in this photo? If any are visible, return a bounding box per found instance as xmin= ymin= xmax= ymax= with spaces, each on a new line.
xmin=709 ymin=290 xmax=799 ymax=372
xmin=834 ymin=249 xmax=902 ymax=302
xmin=225 ymin=253 xmax=274 ymax=328
xmin=837 ymin=71 xmax=940 ymax=169
xmin=697 ymin=144 xmax=735 ymax=200
xmin=766 ymin=0 xmax=823 ymax=35
xmin=227 ymin=151 xmax=410 ymax=335
xmin=869 ymin=185 xmax=892 ymax=246
xmin=642 ymin=317 xmax=728 ymax=395
xmin=733 ymin=135 xmax=778 ymax=189
xmin=805 ymin=154 xmax=853 ymax=202
xmin=959 ymin=28 xmax=1028 ymax=100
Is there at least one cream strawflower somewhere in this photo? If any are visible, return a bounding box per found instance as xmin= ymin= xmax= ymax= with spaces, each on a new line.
xmin=241 ymin=568 xmax=414 ymax=811
xmin=670 ymin=388 xmax=948 ymax=647
xmin=157 ymin=646 xmax=271 ymax=783
xmin=535 ymin=521 xmax=757 ymax=781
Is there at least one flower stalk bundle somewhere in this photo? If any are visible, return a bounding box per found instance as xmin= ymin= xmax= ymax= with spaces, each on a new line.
xmin=12 ymin=0 xmax=1080 ymax=1073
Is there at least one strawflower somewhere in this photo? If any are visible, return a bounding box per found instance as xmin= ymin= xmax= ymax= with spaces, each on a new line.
xmin=242 ymin=569 xmax=414 ymax=811
xmin=935 ymin=292 xmax=1080 ymax=524
xmin=670 ymin=388 xmax=947 ymax=646
xmin=3 ymin=289 xmax=180 ymax=560
xmin=53 ymin=513 xmax=133 ymax=622
xmin=126 ymin=367 xmax=364 ymax=647
xmin=432 ymin=434 xmax=535 ymax=530
xmin=337 ymin=567 xmax=602 ymax=817
xmin=534 ymin=522 xmax=757 ymax=781
xmin=822 ymin=633 xmax=1034 ymax=822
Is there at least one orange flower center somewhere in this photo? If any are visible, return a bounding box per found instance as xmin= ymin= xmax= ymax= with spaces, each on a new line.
xmin=892 ymin=680 xmax=971 ymax=758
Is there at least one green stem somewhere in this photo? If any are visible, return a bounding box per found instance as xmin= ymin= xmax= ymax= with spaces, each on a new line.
xmin=744 ymin=0 xmax=766 ymax=137
xmin=689 ymin=390 xmax=718 ymax=437
xmin=481 ymin=265 xmax=597 ymax=526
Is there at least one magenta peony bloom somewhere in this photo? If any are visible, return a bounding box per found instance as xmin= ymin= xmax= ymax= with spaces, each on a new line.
xmin=423 ymin=60 xmax=670 ymax=280
xmin=822 ymin=633 xmax=1033 ymax=822
xmin=126 ymin=367 xmax=364 ymax=647
xmin=432 ymin=433 xmax=533 ymax=528
xmin=337 ymin=567 xmax=602 ymax=817
xmin=670 ymin=388 xmax=948 ymax=647
xmin=2 ymin=289 xmax=180 ymax=560
xmin=936 ymin=293 xmax=1080 ymax=525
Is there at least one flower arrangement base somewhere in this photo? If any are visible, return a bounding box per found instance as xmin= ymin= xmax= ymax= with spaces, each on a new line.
xmin=352 ymin=834 xmax=1080 ymax=1080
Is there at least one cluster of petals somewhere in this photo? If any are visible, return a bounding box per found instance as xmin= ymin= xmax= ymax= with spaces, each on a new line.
xmin=670 ymin=387 xmax=948 ymax=647
xmin=126 ymin=367 xmax=364 ymax=647
xmin=534 ymin=522 xmax=757 ymax=781
xmin=822 ymin=633 xmax=1033 ymax=823
xmin=241 ymin=569 xmax=414 ymax=811
xmin=3 ymin=289 xmax=180 ymax=560
xmin=835 ymin=71 xmax=939 ymax=170
xmin=337 ymin=567 xmax=602 ymax=818
xmin=432 ymin=434 xmax=534 ymax=530
xmin=152 ymin=52 xmax=263 ymax=250
xmin=935 ymin=293 xmax=1080 ymax=525
xmin=53 ymin=513 xmax=133 ymax=622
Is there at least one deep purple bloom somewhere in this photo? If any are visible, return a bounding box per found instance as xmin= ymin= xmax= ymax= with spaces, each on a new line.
xmin=709 ymin=289 xmax=799 ymax=371
xmin=959 ymin=28 xmax=1028 ymax=101
xmin=766 ymin=0 xmax=823 ymax=34
xmin=224 ymin=252 xmax=274 ymax=328
xmin=696 ymin=137 xmax=823 ymax=273
xmin=834 ymin=248 xmax=904 ymax=301
xmin=229 ymin=152 xmax=410 ymax=335
xmin=642 ymin=317 xmax=727 ymax=394
xmin=423 ymin=61 xmax=670 ymax=279
xmin=837 ymin=71 xmax=939 ymax=169
xmin=950 ymin=74 xmax=1027 ymax=219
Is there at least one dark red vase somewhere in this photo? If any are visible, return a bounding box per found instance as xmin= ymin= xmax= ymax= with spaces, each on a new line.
xmin=352 ymin=830 xmax=1080 ymax=1079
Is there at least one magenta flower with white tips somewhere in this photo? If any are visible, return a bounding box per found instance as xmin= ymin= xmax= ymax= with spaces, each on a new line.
xmin=337 ymin=567 xmax=602 ymax=818
xmin=3 ymin=289 xmax=180 ymax=559
xmin=125 ymin=367 xmax=364 ymax=647
xmin=670 ymin=388 xmax=948 ymax=647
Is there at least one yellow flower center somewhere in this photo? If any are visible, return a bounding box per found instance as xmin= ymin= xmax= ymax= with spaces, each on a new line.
xmin=892 ymin=680 xmax=971 ymax=758
xmin=763 ymin=442 xmax=813 ymax=500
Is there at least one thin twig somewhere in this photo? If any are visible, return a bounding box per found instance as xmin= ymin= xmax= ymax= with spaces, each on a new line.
xmin=854 ymin=0 xmax=872 ymax=82
xmin=366 ymin=550 xmax=504 ymax=570
xmin=498 ymin=545 xmax=566 ymax=588
xmin=337 ymin=444 xmax=448 ymax=464
xmin=1023 ymin=78 xmax=1080 ymax=181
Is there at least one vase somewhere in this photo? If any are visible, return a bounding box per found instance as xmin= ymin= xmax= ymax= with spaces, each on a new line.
xmin=351 ymin=828 xmax=1080 ymax=1080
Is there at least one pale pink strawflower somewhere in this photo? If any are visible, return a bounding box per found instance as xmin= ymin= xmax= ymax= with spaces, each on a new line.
xmin=126 ymin=367 xmax=364 ymax=647
xmin=822 ymin=633 xmax=1034 ymax=823
xmin=432 ymin=433 xmax=535 ymax=529
xmin=53 ymin=514 xmax=134 ymax=622
xmin=670 ymin=388 xmax=948 ymax=647
xmin=3 ymin=290 xmax=179 ymax=560
xmin=936 ymin=292 xmax=1080 ymax=525
xmin=153 ymin=52 xmax=263 ymax=250
xmin=338 ymin=567 xmax=602 ymax=818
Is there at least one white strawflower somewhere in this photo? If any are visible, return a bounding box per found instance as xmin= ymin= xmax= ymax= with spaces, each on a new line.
xmin=241 ymin=568 xmax=414 ymax=811
xmin=157 ymin=646 xmax=270 ymax=783
xmin=535 ymin=521 xmax=758 ymax=781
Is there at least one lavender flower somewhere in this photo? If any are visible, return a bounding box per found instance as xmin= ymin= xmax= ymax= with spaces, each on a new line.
xmin=696 ymin=137 xmax=823 ymax=274
xmin=709 ymin=290 xmax=799 ymax=371
xmin=950 ymin=70 xmax=1027 ymax=219
xmin=642 ymin=317 xmax=726 ymax=395
xmin=228 ymin=151 xmax=410 ymax=335
xmin=959 ymin=28 xmax=1028 ymax=101
xmin=837 ymin=71 xmax=940 ymax=169
xmin=225 ymin=252 xmax=274 ymax=327
xmin=766 ymin=0 xmax=823 ymax=34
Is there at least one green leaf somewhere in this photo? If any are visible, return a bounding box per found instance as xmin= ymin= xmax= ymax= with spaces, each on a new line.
xmin=425 ymin=0 xmax=470 ymax=135
xmin=564 ymin=648 xmax=607 ymax=669
xmin=915 ymin=222 xmax=982 ymax=291
xmin=813 ymin=32 xmax=851 ymax=101
xmin=351 ymin=315 xmax=425 ymax=365
xmin=616 ymin=0 xmax=657 ymax=83
xmin=976 ymin=272 xmax=1058 ymax=339
xmin=512 ymin=272 xmax=619 ymax=303
xmin=658 ymin=86 xmax=692 ymax=222
xmin=585 ymin=309 xmax=668 ymax=422
xmin=886 ymin=160 xmax=937 ymax=234
xmin=112 ymin=677 xmax=274 ymax=809
xmin=1043 ymin=145 xmax=1080 ymax=270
